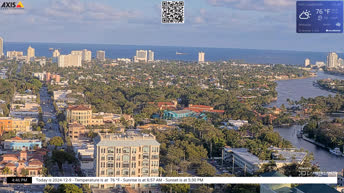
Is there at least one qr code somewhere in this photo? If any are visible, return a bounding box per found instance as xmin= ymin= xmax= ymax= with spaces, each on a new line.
xmin=161 ymin=1 xmax=184 ymax=24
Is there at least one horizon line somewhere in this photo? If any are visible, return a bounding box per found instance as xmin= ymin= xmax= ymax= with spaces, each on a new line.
xmin=2 ymin=40 xmax=335 ymax=54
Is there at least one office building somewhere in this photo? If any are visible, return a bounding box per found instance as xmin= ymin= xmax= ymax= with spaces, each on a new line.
xmin=71 ymin=49 xmax=92 ymax=62
xmin=6 ymin=51 xmax=23 ymax=59
xmin=27 ymin=46 xmax=35 ymax=62
xmin=52 ymin=49 xmax=60 ymax=63
xmin=304 ymin=58 xmax=310 ymax=67
xmin=94 ymin=131 xmax=160 ymax=190
xmin=58 ymin=54 xmax=82 ymax=68
xmin=0 ymin=36 xmax=3 ymax=57
xmin=96 ymin=50 xmax=105 ymax=61
xmin=198 ymin=51 xmax=205 ymax=63
xmin=148 ymin=50 xmax=154 ymax=62
xmin=327 ymin=52 xmax=338 ymax=68
xmin=134 ymin=50 xmax=148 ymax=62
xmin=65 ymin=105 xmax=92 ymax=126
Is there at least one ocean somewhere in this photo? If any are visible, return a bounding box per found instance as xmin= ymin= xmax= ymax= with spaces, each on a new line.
xmin=3 ymin=42 xmax=332 ymax=65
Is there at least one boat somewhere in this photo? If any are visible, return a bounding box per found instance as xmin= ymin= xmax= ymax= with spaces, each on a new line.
xmin=329 ymin=147 xmax=342 ymax=156
xmin=176 ymin=52 xmax=187 ymax=55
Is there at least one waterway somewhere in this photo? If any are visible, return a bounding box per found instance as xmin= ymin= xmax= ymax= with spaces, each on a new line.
xmin=271 ymin=71 xmax=344 ymax=172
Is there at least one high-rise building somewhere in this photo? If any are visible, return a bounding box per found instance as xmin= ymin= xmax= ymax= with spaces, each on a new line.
xmin=339 ymin=58 xmax=344 ymax=67
xmin=58 ymin=54 xmax=82 ymax=68
xmin=71 ymin=49 xmax=91 ymax=62
xmin=198 ymin=51 xmax=205 ymax=63
xmin=96 ymin=50 xmax=105 ymax=61
xmin=94 ymin=131 xmax=160 ymax=190
xmin=52 ymin=49 xmax=60 ymax=63
xmin=0 ymin=37 xmax=3 ymax=57
xmin=148 ymin=50 xmax=154 ymax=62
xmin=304 ymin=58 xmax=310 ymax=67
xmin=327 ymin=52 xmax=338 ymax=68
xmin=27 ymin=46 xmax=35 ymax=62
xmin=134 ymin=50 xmax=148 ymax=62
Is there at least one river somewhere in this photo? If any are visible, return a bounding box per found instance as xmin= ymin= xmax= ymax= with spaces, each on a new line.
xmin=271 ymin=71 xmax=344 ymax=172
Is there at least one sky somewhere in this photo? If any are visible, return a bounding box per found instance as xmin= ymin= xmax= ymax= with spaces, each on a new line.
xmin=0 ymin=0 xmax=344 ymax=52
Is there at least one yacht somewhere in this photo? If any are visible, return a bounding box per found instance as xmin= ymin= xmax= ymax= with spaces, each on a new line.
xmin=330 ymin=147 xmax=342 ymax=156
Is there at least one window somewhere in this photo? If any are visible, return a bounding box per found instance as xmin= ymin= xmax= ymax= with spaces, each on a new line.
xmin=116 ymin=155 xmax=121 ymax=161
xmin=142 ymin=161 xmax=149 ymax=167
xmin=116 ymin=163 xmax=121 ymax=168
xmin=143 ymin=146 xmax=149 ymax=153
xmin=101 ymin=162 xmax=105 ymax=168
xmin=132 ymin=156 xmax=136 ymax=161
xmin=107 ymin=148 xmax=114 ymax=153
xmin=123 ymin=155 xmax=129 ymax=162
xmin=123 ymin=163 xmax=129 ymax=168
xmin=101 ymin=156 xmax=105 ymax=161
xmin=116 ymin=170 xmax=120 ymax=175
xmin=151 ymin=169 xmax=158 ymax=174
xmin=131 ymin=162 xmax=136 ymax=168
xmin=122 ymin=169 xmax=129 ymax=176
xmin=131 ymin=170 xmax=136 ymax=175
xmin=142 ymin=168 xmax=149 ymax=174
xmin=107 ymin=169 xmax=114 ymax=176
xmin=152 ymin=147 xmax=159 ymax=153
xmin=143 ymin=154 xmax=149 ymax=160
xmin=132 ymin=148 xmax=137 ymax=154
xmin=151 ymin=155 xmax=159 ymax=160
xmin=123 ymin=147 xmax=130 ymax=153
xmin=116 ymin=148 xmax=121 ymax=153
xmin=107 ymin=163 xmax=114 ymax=168
xmin=101 ymin=170 xmax=105 ymax=175
xmin=107 ymin=156 xmax=114 ymax=161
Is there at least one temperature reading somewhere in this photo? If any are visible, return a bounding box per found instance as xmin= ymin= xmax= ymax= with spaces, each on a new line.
xmin=316 ymin=9 xmax=330 ymax=14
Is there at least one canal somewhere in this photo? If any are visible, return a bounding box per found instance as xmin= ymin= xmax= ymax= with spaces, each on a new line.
xmin=271 ymin=71 xmax=344 ymax=172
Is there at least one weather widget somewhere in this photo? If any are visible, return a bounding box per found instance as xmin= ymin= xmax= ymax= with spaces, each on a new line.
xmin=297 ymin=1 xmax=343 ymax=33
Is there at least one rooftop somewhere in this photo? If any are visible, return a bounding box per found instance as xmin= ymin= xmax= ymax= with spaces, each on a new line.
xmin=67 ymin=105 xmax=91 ymax=111
xmin=95 ymin=131 xmax=160 ymax=147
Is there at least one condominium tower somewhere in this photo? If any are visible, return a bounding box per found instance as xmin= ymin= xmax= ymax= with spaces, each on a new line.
xmin=327 ymin=52 xmax=338 ymax=68
xmin=96 ymin=50 xmax=105 ymax=61
xmin=148 ymin=50 xmax=154 ymax=62
xmin=134 ymin=50 xmax=148 ymax=62
xmin=71 ymin=49 xmax=92 ymax=62
xmin=27 ymin=46 xmax=35 ymax=62
xmin=58 ymin=54 xmax=82 ymax=68
xmin=94 ymin=131 xmax=160 ymax=190
xmin=198 ymin=51 xmax=205 ymax=63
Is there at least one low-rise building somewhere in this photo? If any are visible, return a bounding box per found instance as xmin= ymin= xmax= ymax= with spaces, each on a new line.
xmin=13 ymin=94 xmax=37 ymax=103
xmin=0 ymin=117 xmax=32 ymax=133
xmin=185 ymin=104 xmax=225 ymax=113
xmin=0 ymin=149 xmax=46 ymax=177
xmin=2 ymin=137 xmax=42 ymax=150
xmin=163 ymin=110 xmax=196 ymax=120
xmin=68 ymin=122 xmax=87 ymax=141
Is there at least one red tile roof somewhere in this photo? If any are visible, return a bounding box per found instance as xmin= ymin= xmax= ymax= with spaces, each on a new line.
xmin=10 ymin=136 xmax=22 ymax=140
xmin=67 ymin=105 xmax=91 ymax=111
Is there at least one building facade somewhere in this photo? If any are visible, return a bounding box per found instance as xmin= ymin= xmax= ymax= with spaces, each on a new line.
xmin=65 ymin=105 xmax=93 ymax=126
xmin=27 ymin=46 xmax=35 ymax=62
xmin=96 ymin=50 xmax=105 ymax=61
xmin=198 ymin=51 xmax=205 ymax=63
xmin=52 ymin=49 xmax=60 ymax=63
xmin=148 ymin=50 xmax=154 ymax=62
xmin=327 ymin=52 xmax=339 ymax=68
xmin=71 ymin=49 xmax=91 ymax=62
xmin=2 ymin=137 xmax=42 ymax=150
xmin=134 ymin=50 xmax=148 ymax=63
xmin=304 ymin=58 xmax=310 ymax=67
xmin=58 ymin=54 xmax=82 ymax=68
xmin=94 ymin=131 xmax=160 ymax=190
xmin=6 ymin=51 xmax=23 ymax=59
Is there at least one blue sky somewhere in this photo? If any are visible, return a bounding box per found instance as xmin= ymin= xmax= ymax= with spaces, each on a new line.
xmin=0 ymin=0 xmax=344 ymax=52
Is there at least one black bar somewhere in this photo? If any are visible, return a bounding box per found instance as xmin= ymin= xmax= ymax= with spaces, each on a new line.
xmin=6 ymin=177 xmax=32 ymax=184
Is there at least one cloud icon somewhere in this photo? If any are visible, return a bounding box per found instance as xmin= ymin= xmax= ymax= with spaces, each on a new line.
xmin=299 ymin=10 xmax=311 ymax=20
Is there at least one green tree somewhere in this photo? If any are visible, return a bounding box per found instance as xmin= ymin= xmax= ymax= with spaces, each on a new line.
xmin=56 ymin=184 xmax=82 ymax=193
xmin=20 ymin=169 xmax=29 ymax=177
xmin=2 ymin=167 xmax=11 ymax=175
xmin=161 ymin=184 xmax=190 ymax=193
xmin=196 ymin=161 xmax=216 ymax=177
xmin=49 ymin=136 xmax=64 ymax=147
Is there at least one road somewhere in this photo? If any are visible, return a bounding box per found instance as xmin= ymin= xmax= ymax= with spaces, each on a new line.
xmin=39 ymin=86 xmax=62 ymax=140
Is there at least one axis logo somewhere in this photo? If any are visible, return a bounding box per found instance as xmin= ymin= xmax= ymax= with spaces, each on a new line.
xmin=1 ymin=1 xmax=24 ymax=9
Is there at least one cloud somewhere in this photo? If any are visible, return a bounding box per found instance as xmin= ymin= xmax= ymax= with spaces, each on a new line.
xmin=208 ymin=0 xmax=295 ymax=11
xmin=28 ymin=0 xmax=141 ymax=24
